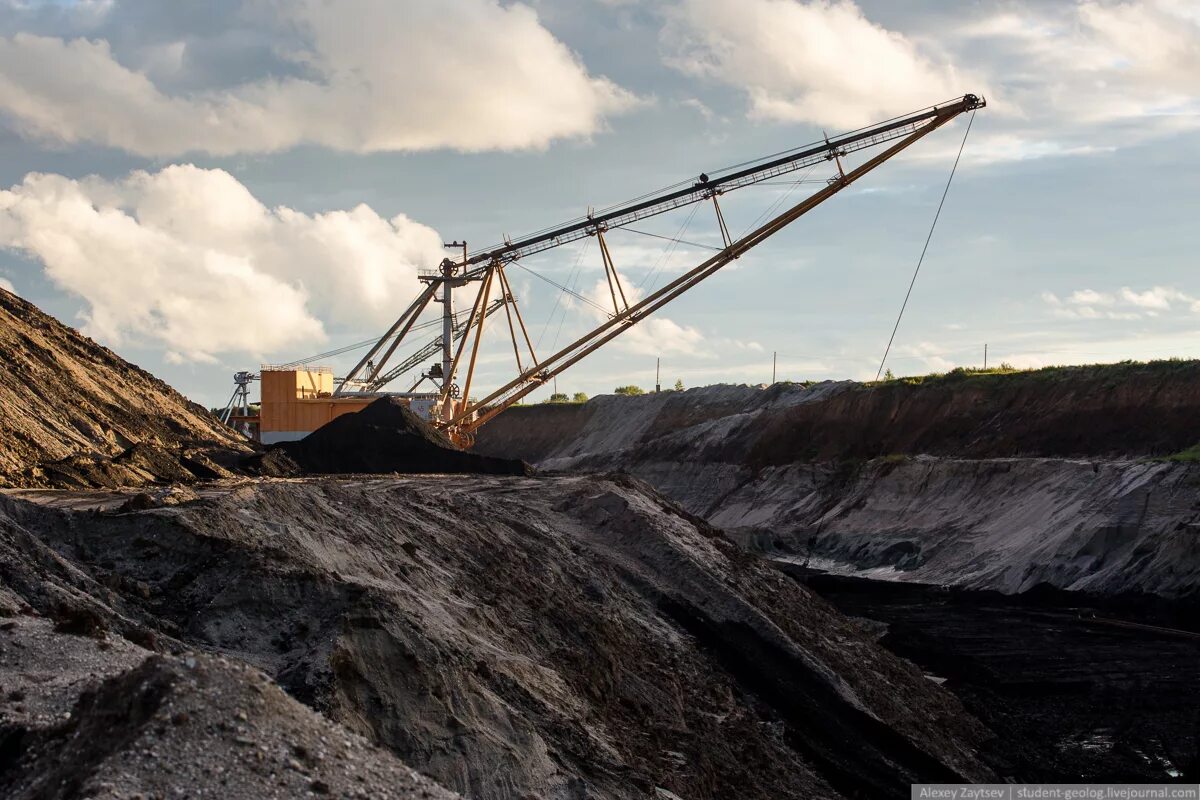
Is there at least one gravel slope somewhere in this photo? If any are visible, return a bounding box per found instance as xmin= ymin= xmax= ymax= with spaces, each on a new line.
xmin=0 ymin=616 xmax=459 ymax=799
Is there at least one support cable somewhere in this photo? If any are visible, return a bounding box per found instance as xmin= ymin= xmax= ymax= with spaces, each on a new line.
xmin=548 ymin=240 xmax=594 ymax=352
xmin=618 ymin=227 xmax=722 ymax=252
xmin=279 ymin=312 xmax=458 ymax=368
xmin=875 ymin=110 xmax=976 ymax=382
xmin=640 ymin=202 xmax=702 ymax=291
xmin=512 ymin=260 xmax=611 ymax=317
xmin=535 ymin=238 xmax=592 ymax=350
xmin=737 ymin=163 xmax=818 ymax=241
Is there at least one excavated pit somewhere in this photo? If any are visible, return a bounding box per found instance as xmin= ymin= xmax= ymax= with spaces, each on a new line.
xmin=473 ymin=377 xmax=1200 ymax=782
xmin=473 ymin=378 xmax=1200 ymax=597
xmin=5 ymin=287 xmax=1193 ymax=793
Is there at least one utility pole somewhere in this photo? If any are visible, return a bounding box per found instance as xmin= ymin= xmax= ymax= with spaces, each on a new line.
xmin=655 ymin=357 xmax=661 ymax=393
xmin=984 ymin=343 xmax=988 ymax=370
xmin=772 ymin=351 xmax=777 ymax=384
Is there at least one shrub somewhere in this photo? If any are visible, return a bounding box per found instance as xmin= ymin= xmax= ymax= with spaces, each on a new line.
xmin=614 ymin=385 xmax=645 ymax=396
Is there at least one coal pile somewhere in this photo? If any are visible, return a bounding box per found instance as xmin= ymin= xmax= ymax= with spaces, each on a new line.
xmin=258 ymin=397 xmax=531 ymax=476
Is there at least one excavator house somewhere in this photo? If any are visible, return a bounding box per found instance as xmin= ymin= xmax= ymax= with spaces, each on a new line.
xmin=226 ymin=94 xmax=985 ymax=447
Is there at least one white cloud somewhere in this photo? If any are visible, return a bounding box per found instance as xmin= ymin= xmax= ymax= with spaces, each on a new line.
xmin=1076 ymin=1 xmax=1200 ymax=97
xmin=1068 ymin=289 xmax=1114 ymax=306
xmin=1043 ymin=284 xmax=1198 ymax=322
xmin=953 ymin=0 xmax=1200 ymax=158
xmin=660 ymin=0 xmax=1200 ymax=163
xmin=1119 ymin=286 xmax=1190 ymax=309
xmin=0 ymin=165 xmax=446 ymax=361
xmin=0 ymin=0 xmax=638 ymax=156
xmin=0 ymin=275 xmax=14 ymax=294
xmin=680 ymin=97 xmax=717 ymax=121
xmin=579 ymin=277 xmax=705 ymax=356
xmin=660 ymin=0 xmax=973 ymax=129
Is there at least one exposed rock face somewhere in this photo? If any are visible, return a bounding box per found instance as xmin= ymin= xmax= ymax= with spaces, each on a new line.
xmin=1 ymin=475 xmax=995 ymax=798
xmin=0 ymin=288 xmax=248 ymax=488
xmin=712 ymin=456 xmax=1200 ymax=596
xmin=473 ymin=376 xmax=1200 ymax=597
xmin=477 ymin=362 xmax=1200 ymax=465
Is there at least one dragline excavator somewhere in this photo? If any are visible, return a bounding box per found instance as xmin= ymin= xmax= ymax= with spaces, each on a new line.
xmin=234 ymin=93 xmax=984 ymax=447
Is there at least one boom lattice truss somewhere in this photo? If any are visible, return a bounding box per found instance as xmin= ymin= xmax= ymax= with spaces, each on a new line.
xmin=335 ymin=94 xmax=985 ymax=445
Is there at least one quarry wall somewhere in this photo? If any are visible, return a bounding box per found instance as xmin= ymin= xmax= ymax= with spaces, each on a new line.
xmin=474 ymin=367 xmax=1200 ymax=597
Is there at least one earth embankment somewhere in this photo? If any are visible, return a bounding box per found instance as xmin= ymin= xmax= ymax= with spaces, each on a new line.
xmin=474 ymin=367 xmax=1200 ymax=596
xmin=1 ymin=475 xmax=996 ymax=798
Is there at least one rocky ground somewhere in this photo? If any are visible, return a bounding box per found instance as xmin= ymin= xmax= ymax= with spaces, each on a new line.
xmin=475 ymin=379 xmax=1200 ymax=784
xmin=8 ymin=286 xmax=1190 ymax=796
xmin=0 ymin=617 xmax=458 ymax=800
xmin=1 ymin=474 xmax=997 ymax=799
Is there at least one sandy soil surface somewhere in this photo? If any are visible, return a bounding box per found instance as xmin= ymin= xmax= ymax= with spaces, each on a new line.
xmin=0 ymin=288 xmax=249 ymax=489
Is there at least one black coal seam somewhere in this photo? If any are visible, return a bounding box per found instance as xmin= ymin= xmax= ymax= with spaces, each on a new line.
xmin=657 ymin=596 xmax=969 ymax=800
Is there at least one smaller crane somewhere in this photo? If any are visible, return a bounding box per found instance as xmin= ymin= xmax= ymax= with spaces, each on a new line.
xmin=218 ymin=371 xmax=258 ymax=437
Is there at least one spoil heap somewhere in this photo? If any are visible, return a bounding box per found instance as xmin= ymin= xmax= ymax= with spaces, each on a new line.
xmin=0 ymin=287 xmax=248 ymax=489
xmin=0 ymin=614 xmax=459 ymax=800
xmin=255 ymin=397 xmax=530 ymax=476
xmin=1 ymin=477 xmax=995 ymax=799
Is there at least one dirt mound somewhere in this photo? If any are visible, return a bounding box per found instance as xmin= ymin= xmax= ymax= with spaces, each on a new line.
xmin=0 ymin=287 xmax=249 ymax=489
xmin=0 ymin=621 xmax=459 ymax=800
xmin=259 ymin=397 xmax=530 ymax=476
xmin=1 ymin=477 xmax=996 ymax=798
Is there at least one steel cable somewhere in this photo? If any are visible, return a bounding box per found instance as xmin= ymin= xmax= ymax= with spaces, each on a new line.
xmin=875 ymin=110 xmax=976 ymax=381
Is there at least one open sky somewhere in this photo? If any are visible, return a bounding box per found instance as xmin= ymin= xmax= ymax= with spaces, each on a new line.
xmin=0 ymin=0 xmax=1197 ymax=408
